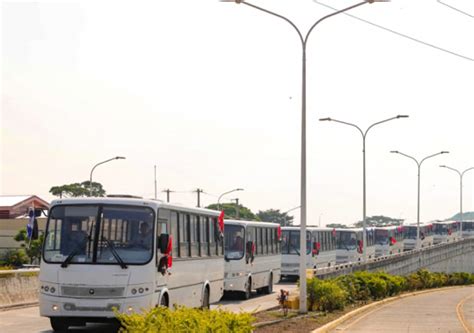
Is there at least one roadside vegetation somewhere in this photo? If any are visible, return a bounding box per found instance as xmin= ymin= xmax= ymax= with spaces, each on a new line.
xmin=115 ymin=270 xmax=474 ymax=332
xmin=115 ymin=306 xmax=255 ymax=333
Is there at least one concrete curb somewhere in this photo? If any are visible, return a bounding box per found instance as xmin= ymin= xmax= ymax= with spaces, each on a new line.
xmin=0 ymin=301 xmax=39 ymax=312
xmin=311 ymin=285 xmax=468 ymax=333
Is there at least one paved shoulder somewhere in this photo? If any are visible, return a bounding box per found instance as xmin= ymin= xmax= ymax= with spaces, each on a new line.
xmin=331 ymin=286 xmax=474 ymax=333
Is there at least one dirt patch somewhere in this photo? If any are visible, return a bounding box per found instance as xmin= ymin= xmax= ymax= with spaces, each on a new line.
xmin=253 ymin=302 xmax=367 ymax=332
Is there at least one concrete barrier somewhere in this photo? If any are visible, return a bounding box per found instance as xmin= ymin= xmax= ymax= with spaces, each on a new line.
xmin=0 ymin=269 xmax=40 ymax=310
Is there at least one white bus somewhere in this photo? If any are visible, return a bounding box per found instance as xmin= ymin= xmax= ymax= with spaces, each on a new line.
xmin=281 ymin=226 xmax=336 ymax=279
xmin=374 ymin=226 xmax=404 ymax=258
xmin=336 ymin=228 xmax=375 ymax=264
xmin=39 ymin=197 xmax=224 ymax=331
xmin=224 ymin=220 xmax=281 ymax=299
xmin=403 ymin=223 xmax=434 ymax=251
xmin=461 ymin=221 xmax=474 ymax=238
xmin=432 ymin=221 xmax=459 ymax=244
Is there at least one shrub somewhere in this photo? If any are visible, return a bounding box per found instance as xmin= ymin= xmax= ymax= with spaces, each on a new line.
xmin=3 ymin=249 xmax=29 ymax=267
xmin=116 ymin=306 xmax=255 ymax=333
xmin=306 ymin=278 xmax=347 ymax=312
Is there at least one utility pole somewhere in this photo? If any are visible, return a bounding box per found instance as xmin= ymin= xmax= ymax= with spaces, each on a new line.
xmin=231 ymin=198 xmax=240 ymax=220
xmin=194 ymin=188 xmax=204 ymax=207
xmin=162 ymin=189 xmax=173 ymax=203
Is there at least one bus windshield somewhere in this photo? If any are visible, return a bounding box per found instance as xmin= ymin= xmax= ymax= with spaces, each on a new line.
xmin=337 ymin=231 xmax=358 ymax=250
xmin=224 ymin=225 xmax=245 ymax=260
xmin=281 ymin=230 xmax=311 ymax=255
xmin=43 ymin=205 xmax=155 ymax=265
xmin=375 ymin=230 xmax=389 ymax=245
xmin=405 ymin=227 xmax=418 ymax=239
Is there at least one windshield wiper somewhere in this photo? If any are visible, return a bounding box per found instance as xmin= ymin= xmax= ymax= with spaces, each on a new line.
xmin=290 ymin=243 xmax=300 ymax=256
xmin=102 ymin=236 xmax=127 ymax=269
xmin=61 ymin=239 xmax=88 ymax=268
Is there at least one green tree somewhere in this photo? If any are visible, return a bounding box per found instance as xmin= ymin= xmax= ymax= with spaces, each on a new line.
xmin=256 ymin=209 xmax=294 ymax=226
xmin=14 ymin=228 xmax=44 ymax=264
xmin=326 ymin=223 xmax=349 ymax=229
xmin=49 ymin=181 xmax=106 ymax=198
xmin=206 ymin=203 xmax=259 ymax=221
xmin=353 ymin=215 xmax=404 ymax=228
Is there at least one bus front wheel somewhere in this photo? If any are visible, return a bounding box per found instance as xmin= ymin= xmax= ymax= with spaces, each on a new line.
xmin=50 ymin=317 xmax=69 ymax=332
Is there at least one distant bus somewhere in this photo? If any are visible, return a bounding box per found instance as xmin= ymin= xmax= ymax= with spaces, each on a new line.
xmin=432 ymin=221 xmax=459 ymax=244
xmin=461 ymin=221 xmax=474 ymax=238
xmin=374 ymin=226 xmax=404 ymax=257
xmin=336 ymin=228 xmax=375 ymax=264
xmin=403 ymin=223 xmax=433 ymax=251
xmin=224 ymin=220 xmax=281 ymax=299
xmin=280 ymin=226 xmax=336 ymax=279
xmin=39 ymin=197 xmax=224 ymax=332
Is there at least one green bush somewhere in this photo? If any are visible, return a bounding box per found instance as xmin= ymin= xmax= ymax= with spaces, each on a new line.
xmin=116 ymin=306 xmax=255 ymax=333
xmin=306 ymin=278 xmax=347 ymax=312
xmin=3 ymin=249 xmax=29 ymax=267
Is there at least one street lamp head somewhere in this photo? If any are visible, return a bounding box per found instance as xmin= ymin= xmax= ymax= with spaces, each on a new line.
xmin=235 ymin=188 xmax=244 ymax=191
xmin=219 ymin=0 xmax=242 ymax=3
xmin=390 ymin=150 xmax=399 ymax=154
xmin=366 ymin=0 xmax=391 ymax=3
xmin=396 ymin=115 xmax=409 ymax=118
xmin=115 ymin=156 xmax=126 ymax=160
xmin=319 ymin=117 xmax=332 ymax=121
xmin=439 ymin=165 xmax=447 ymax=168
xmin=441 ymin=151 xmax=449 ymax=154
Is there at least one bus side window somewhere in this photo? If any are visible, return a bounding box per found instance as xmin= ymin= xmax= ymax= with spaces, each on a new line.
xmin=190 ymin=215 xmax=199 ymax=257
xmin=265 ymin=228 xmax=269 ymax=255
xmin=179 ymin=214 xmax=189 ymax=258
xmin=199 ymin=216 xmax=209 ymax=257
xmin=158 ymin=209 xmax=170 ymax=235
xmin=209 ymin=217 xmax=216 ymax=256
xmin=171 ymin=212 xmax=179 ymax=257
xmin=269 ymin=228 xmax=274 ymax=254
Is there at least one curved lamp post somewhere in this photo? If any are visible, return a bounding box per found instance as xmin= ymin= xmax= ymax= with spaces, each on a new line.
xmin=89 ymin=156 xmax=126 ymax=196
xmin=390 ymin=150 xmax=449 ymax=249
xmin=221 ymin=0 xmax=389 ymax=313
xmin=217 ymin=188 xmax=244 ymax=210
xmin=439 ymin=165 xmax=474 ymax=238
xmin=320 ymin=115 xmax=408 ymax=260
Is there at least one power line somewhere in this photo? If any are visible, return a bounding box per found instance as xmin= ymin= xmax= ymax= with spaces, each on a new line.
xmin=313 ymin=0 xmax=474 ymax=62
xmin=437 ymin=0 xmax=474 ymax=18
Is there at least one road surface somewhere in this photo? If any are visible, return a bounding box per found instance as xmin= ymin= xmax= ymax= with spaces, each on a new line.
xmin=331 ymin=286 xmax=474 ymax=333
xmin=0 ymin=281 xmax=297 ymax=333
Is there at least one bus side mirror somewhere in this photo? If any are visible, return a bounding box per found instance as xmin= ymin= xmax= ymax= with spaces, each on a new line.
xmin=158 ymin=233 xmax=170 ymax=254
xmin=34 ymin=209 xmax=43 ymax=217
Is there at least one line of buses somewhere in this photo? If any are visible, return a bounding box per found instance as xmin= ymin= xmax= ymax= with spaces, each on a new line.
xmin=36 ymin=197 xmax=474 ymax=331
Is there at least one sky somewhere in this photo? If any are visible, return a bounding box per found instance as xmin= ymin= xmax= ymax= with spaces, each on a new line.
xmin=1 ymin=0 xmax=473 ymax=226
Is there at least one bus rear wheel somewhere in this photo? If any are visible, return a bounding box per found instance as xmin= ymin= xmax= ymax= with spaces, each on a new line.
xmin=263 ymin=273 xmax=273 ymax=294
xmin=241 ymin=279 xmax=252 ymax=300
xmin=50 ymin=317 xmax=69 ymax=332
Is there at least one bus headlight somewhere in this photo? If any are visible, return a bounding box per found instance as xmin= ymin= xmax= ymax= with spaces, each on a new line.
xmin=52 ymin=305 xmax=59 ymax=311
xmin=131 ymin=288 xmax=137 ymax=295
xmin=127 ymin=306 xmax=134 ymax=313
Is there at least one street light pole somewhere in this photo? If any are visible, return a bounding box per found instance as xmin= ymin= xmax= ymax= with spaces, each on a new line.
xmin=222 ymin=0 xmax=388 ymax=314
xmin=320 ymin=115 xmax=408 ymax=260
xmin=89 ymin=156 xmax=126 ymax=196
xmin=439 ymin=165 xmax=474 ymax=238
xmin=217 ymin=188 xmax=244 ymax=210
xmin=390 ymin=150 xmax=449 ymax=249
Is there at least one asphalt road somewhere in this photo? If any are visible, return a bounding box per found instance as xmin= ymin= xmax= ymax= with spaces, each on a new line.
xmin=0 ymin=281 xmax=297 ymax=333
xmin=331 ymin=286 xmax=474 ymax=333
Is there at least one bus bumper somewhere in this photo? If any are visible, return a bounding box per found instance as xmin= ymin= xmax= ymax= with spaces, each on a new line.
xmin=39 ymin=293 xmax=154 ymax=318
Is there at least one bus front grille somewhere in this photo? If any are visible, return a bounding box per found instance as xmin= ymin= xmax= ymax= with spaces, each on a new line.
xmin=63 ymin=303 xmax=120 ymax=312
xmin=61 ymin=286 xmax=125 ymax=298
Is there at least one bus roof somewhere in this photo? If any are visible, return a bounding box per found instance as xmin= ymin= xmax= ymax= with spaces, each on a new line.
xmin=224 ymin=219 xmax=280 ymax=228
xmin=50 ymin=197 xmax=220 ymax=216
xmin=281 ymin=226 xmax=335 ymax=232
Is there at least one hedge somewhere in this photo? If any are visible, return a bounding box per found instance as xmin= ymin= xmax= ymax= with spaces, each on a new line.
xmin=116 ymin=306 xmax=255 ymax=333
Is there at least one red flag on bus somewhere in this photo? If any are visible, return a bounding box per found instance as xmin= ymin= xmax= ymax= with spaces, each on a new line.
xmin=277 ymin=225 xmax=282 ymax=240
xmin=218 ymin=210 xmax=225 ymax=233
